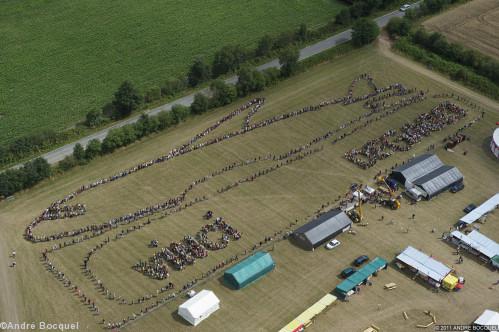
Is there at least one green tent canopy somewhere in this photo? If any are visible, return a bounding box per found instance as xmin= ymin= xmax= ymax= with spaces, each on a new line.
xmin=224 ymin=251 xmax=275 ymax=289
xmin=335 ymin=257 xmax=388 ymax=297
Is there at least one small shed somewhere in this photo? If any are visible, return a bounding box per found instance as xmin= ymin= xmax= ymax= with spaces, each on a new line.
xmin=178 ymin=290 xmax=220 ymax=326
xmin=292 ymin=208 xmax=352 ymax=250
xmin=224 ymin=251 xmax=275 ymax=289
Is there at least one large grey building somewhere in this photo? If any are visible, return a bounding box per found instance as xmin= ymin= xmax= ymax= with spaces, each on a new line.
xmin=390 ymin=154 xmax=463 ymax=199
xmin=292 ymin=208 xmax=352 ymax=250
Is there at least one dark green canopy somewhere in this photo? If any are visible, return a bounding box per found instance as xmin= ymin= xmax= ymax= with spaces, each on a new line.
xmin=224 ymin=251 xmax=275 ymax=289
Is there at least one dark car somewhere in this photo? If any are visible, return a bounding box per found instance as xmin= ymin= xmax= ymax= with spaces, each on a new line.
xmin=463 ymin=204 xmax=477 ymax=213
xmin=340 ymin=267 xmax=357 ymax=279
xmin=450 ymin=182 xmax=465 ymax=193
xmin=353 ymin=255 xmax=369 ymax=266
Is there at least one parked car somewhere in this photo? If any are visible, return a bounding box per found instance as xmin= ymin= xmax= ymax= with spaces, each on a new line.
xmin=325 ymin=239 xmax=341 ymax=250
xmin=400 ymin=4 xmax=411 ymax=11
xmin=353 ymin=255 xmax=369 ymax=266
xmin=340 ymin=267 xmax=357 ymax=279
xmin=463 ymin=203 xmax=477 ymax=213
xmin=450 ymin=182 xmax=465 ymax=193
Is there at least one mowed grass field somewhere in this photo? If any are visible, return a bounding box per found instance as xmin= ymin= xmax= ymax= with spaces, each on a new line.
xmin=0 ymin=0 xmax=345 ymax=145
xmin=0 ymin=45 xmax=498 ymax=332
xmin=424 ymin=0 xmax=499 ymax=59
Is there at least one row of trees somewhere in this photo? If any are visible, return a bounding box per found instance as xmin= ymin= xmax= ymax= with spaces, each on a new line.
xmin=0 ymin=130 xmax=80 ymax=168
xmin=394 ymin=37 xmax=499 ymax=100
xmin=0 ymin=158 xmax=51 ymax=197
xmin=410 ymin=29 xmax=499 ymax=86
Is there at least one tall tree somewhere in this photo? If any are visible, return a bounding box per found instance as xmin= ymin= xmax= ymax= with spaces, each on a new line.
xmin=210 ymin=80 xmax=236 ymax=107
xmin=279 ymin=47 xmax=300 ymax=77
xmin=256 ymin=35 xmax=274 ymax=57
xmin=72 ymin=143 xmax=86 ymax=162
xmin=188 ymin=58 xmax=211 ymax=87
xmin=112 ymin=81 xmax=142 ymax=118
xmin=212 ymin=45 xmax=247 ymax=77
xmin=190 ymin=93 xmax=210 ymax=114
xmin=85 ymin=110 xmax=103 ymax=128
xmin=85 ymin=139 xmax=102 ymax=160
xmin=351 ymin=19 xmax=380 ymax=47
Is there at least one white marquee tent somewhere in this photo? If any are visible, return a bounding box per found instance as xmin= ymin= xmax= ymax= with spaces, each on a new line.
xmin=450 ymin=230 xmax=499 ymax=259
xmin=474 ymin=309 xmax=499 ymax=330
xmin=396 ymin=246 xmax=451 ymax=282
xmin=459 ymin=193 xmax=499 ymax=226
xmin=178 ymin=290 xmax=220 ymax=326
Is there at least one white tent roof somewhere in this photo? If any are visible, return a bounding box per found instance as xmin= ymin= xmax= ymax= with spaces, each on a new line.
xmin=451 ymin=230 xmax=499 ymax=259
xmin=493 ymin=128 xmax=499 ymax=146
xmin=396 ymin=246 xmax=451 ymax=282
xmin=474 ymin=309 xmax=499 ymax=327
xmin=460 ymin=193 xmax=499 ymax=225
xmin=178 ymin=290 xmax=220 ymax=325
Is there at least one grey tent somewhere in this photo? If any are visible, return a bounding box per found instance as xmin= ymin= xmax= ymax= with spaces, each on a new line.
xmin=293 ymin=209 xmax=352 ymax=250
xmin=390 ymin=154 xmax=444 ymax=185
xmin=413 ymin=165 xmax=463 ymax=198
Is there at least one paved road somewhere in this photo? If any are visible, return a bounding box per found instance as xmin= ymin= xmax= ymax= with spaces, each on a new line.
xmin=17 ymin=6 xmax=411 ymax=167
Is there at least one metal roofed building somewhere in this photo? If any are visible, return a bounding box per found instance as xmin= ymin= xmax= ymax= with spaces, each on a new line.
xmin=390 ymin=154 xmax=444 ymax=185
xmin=223 ymin=251 xmax=275 ymax=289
xmin=412 ymin=165 xmax=463 ymax=198
xmin=390 ymin=154 xmax=463 ymax=199
xmin=292 ymin=208 xmax=352 ymax=250
xmin=396 ymin=246 xmax=452 ymax=286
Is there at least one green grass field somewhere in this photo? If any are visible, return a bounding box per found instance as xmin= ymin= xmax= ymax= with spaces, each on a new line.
xmin=1 ymin=45 xmax=498 ymax=332
xmin=0 ymin=0 xmax=345 ymax=145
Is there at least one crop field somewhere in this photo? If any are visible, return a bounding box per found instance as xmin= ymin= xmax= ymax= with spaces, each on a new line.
xmin=0 ymin=45 xmax=498 ymax=332
xmin=0 ymin=0 xmax=345 ymax=145
xmin=423 ymin=0 xmax=499 ymax=59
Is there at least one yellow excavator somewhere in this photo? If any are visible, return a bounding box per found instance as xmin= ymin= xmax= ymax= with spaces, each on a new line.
xmin=379 ymin=178 xmax=401 ymax=210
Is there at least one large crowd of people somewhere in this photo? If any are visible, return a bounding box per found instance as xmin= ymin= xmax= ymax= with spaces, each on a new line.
xmin=344 ymin=101 xmax=467 ymax=168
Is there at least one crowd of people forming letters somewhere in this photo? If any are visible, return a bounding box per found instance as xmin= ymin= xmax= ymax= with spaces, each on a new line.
xmin=344 ymin=101 xmax=468 ymax=169
xmin=133 ymin=217 xmax=241 ymax=279
xmin=23 ymin=74 xmax=486 ymax=330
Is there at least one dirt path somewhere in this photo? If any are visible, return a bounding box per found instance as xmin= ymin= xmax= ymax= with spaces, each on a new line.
xmin=0 ymin=235 xmax=20 ymax=323
xmin=377 ymin=35 xmax=499 ymax=110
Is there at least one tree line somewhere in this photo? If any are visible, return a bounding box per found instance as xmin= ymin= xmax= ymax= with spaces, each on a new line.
xmin=410 ymin=29 xmax=499 ymax=86
xmin=0 ymin=158 xmax=51 ymax=197
xmin=384 ymin=0 xmax=499 ymax=100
